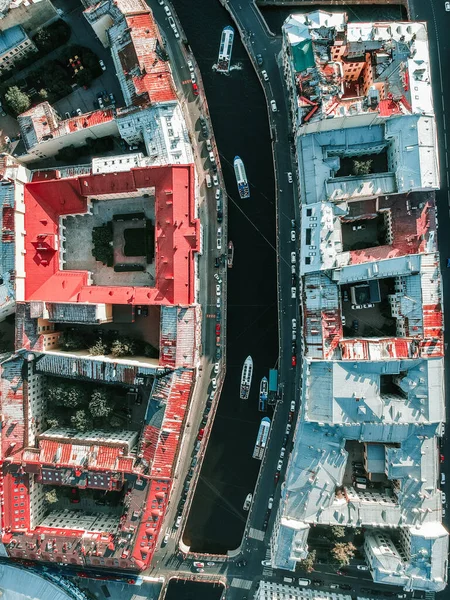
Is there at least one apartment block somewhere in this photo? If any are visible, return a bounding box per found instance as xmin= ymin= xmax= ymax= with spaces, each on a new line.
xmin=270 ymin=10 xmax=448 ymax=593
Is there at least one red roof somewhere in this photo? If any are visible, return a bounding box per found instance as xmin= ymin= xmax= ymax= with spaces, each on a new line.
xmin=23 ymin=165 xmax=199 ymax=306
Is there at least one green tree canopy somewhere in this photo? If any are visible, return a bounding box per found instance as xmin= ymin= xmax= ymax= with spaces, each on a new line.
xmin=89 ymin=388 xmax=113 ymax=418
xmin=111 ymin=337 xmax=137 ymax=358
xmin=71 ymin=409 xmax=92 ymax=432
xmin=45 ymin=488 xmax=59 ymax=504
xmin=298 ymin=549 xmax=316 ymax=573
xmin=5 ymin=86 xmax=30 ymax=115
xmin=331 ymin=526 xmax=346 ymax=539
xmin=331 ymin=541 xmax=357 ymax=566
xmin=89 ymin=338 xmax=109 ymax=356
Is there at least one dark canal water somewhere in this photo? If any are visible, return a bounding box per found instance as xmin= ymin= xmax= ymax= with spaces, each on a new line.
xmin=171 ymin=0 xmax=407 ymax=555
xmin=164 ymin=579 xmax=224 ymax=600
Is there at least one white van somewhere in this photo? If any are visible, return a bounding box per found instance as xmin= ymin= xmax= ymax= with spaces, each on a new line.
xmin=206 ymin=174 xmax=212 ymax=188
xmin=297 ymin=579 xmax=310 ymax=587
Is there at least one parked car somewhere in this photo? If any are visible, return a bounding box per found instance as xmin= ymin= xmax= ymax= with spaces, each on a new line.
xmin=290 ymin=400 xmax=296 ymax=413
xmin=164 ymin=5 xmax=171 ymax=15
xmin=279 ymin=447 xmax=285 ymax=459
xmin=187 ymin=59 xmax=194 ymax=72
xmin=193 ymin=561 xmax=204 ymax=568
xmin=291 ymin=251 xmax=296 ymax=264
xmin=261 ymin=70 xmax=269 ymax=81
xmin=75 ymin=108 xmax=82 ymax=116
xmin=197 ymin=428 xmax=204 ymax=441
xmin=290 ymin=229 xmax=296 ymax=242
xmin=256 ymin=54 xmax=263 ymax=65
xmin=276 ymin=459 xmax=283 ymax=471
xmin=216 ymin=284 xmax=221 ymax=297
xmin=162 ymin=530 xmax=170 ymax=546
xmin=268 ymin=496 xmax=273 ymax=510
xmin=192 ymin=82 xmax=199 ymax=95
xmin=270 ymin=100 xmax=277 ymax=112
xmin=213 ymin=174 xmax=219 ymax=186
xmin=99 ymin=59 xmax=106 ymax=71
xmin=291 ymin=287 xmax=296 ymax=299
xmin=442 ymin=492 xmax=447 ymax=505
xmin=356 ymin=565 xmax=369 ymax=571
xmin=64 ymin=111 xmax=70 ymax=119
xmin=287 ymin=172 xmax=293 ymax=183
xmin=291 ymin=354 xmax=297 ymax=366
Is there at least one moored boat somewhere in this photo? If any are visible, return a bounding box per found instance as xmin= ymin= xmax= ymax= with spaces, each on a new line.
xmin=259 ymin=376 xmax=268 ymax=412
xmin=240 ymin=355 xmax=253 ymax=399
xmin=243 ymin=493 xmax=252 ymax=511
xmin=253 ymin=417 xmax=271 ymax=460
xmin=234 ymin=156 xmax=250 ymax=199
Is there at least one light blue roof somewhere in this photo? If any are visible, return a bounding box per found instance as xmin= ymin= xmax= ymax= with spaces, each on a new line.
xmin=0 ymin=25 xmax=27 ymax=55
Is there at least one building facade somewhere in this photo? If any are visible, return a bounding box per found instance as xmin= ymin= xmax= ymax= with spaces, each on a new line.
xmin=0 ymin=25 xmax=37 ymax=75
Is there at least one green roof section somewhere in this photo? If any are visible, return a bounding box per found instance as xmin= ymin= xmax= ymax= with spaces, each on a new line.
xmin=292 ymin=39 xmax=314 ymax=73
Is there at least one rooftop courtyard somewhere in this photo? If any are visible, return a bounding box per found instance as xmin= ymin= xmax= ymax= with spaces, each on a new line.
xmin=63 ymin=195 xmax=156 ymax=288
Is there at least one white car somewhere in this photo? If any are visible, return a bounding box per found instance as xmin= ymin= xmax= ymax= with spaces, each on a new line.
xmin=291 ymin=251 xmax=296 ymax=264
xmin=442 ymin=492 xmax=447 ymax=505
xmin=261 ymin=70 xmax=269 ymax=81
xmin=191 ymin=73 xmax=196 ymax=84
xmin=162 ymin=530 xmax=170 ymax=546
xmin=261 ymin=560 xmax=272 ymax=567
xmin=76 ymin=108 xmax=82 ymax=116
xmin=214 ymin=273 xmax=222 ymax=283
xmin=213 ymin=174 xmax=219 ymax=186
xmin=290 ymin=230 xmax=296 ymax=242
xmin=164 ymin=5 xmax=171 ymax=16
xmin=276 ymin=459 xmax=283 ymax=471
xmin=215 ymin=189 xmax=221 ymax=200
xmin=287 ymin=172 xmax=293 ymax=183
xmin=216 ymin=284 xmax=221 ymax=296
xmin=214 ymin=363 xmax=219 ymax=374
xmin=175 ymin=515 xmax=182 ymax=528
xmin=291 ymin=287 xmax=296 ymax=299
xmin=270 ymin=100 xmax=277 ymax=112
xmin=217 ymin=237 xmax=222 ymax=250
xmin=173 ymin=28 xmax=180 ymax=38
xmin=158 ymin=0 xmax=164 ymax=4
xmin=211 ymin=378 xmax=217 ymax=389
xmin=216 ymin=296 xmax=221 ymax=308
xmin=280 ymin=447 xmax=285 ymax=459
xmin=187 ymin=60 xmax=194 ymax=72
xmin=292 ymin=318 xmax=297 ymax=330
xmin=268 ymin=496 xmax=273 ymax=510
xmin=290 ymin=400 xmax=295 ymax=412
xmin=99 ymin=59 xmax=106 ymax=71
xmin=446 ymin=2 xmax=450 ymax=11
xmin=356 ymin=565 xmax=369 ymax=571
xmin=291 ymin=264 xmax=296 ymax=274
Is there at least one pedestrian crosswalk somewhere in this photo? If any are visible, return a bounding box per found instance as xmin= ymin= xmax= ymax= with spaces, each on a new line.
xmin=248 ymin=527 xmax=265 ymax=541
xmin=230 ymin=578 xmax=252 ymax=590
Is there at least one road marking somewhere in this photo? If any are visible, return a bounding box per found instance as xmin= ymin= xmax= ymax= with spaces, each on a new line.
xmin=248 ymin=527 xmax=265 ymax=541
xmin=230 ymin=578 xmax=252 ymax=589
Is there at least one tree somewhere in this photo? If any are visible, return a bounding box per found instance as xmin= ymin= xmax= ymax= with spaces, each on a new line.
xmin=331 ymin=541 xmax=357 ymax=566
xmin=352 ymin=159 xmax=372 ymax=176
xmin=46 ymin=417 xmax=61 ymax=429
xmin=46 ymin=379 xmax=86 ymax=408
xmin=4 ymin=86 xmax=30 ymax=116
xmin=89 ymin=338 xmax=109 ymax=356
xmin=299 ymin=550 xmax=316 ymax=573
xmin=45 ymin=488 xmax=59 ymax=504
xmin=89 ymin=388 xmax=113 ymax=418
xmin=111 ymin=337 xmax=137 ymax=358
xmin=331 ymin=526 xmax=346 ymax=539
xmin=71 ymin=409 xmax=92 ymax=432
xmin=38 ymin=88 xmax=48 ymax=99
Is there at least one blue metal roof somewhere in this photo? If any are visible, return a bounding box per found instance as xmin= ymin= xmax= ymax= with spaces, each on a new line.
xmin=0 ymin=26 xmax=27 ymax=55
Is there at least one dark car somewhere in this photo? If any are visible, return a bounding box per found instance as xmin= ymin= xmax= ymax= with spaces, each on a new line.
xmin=236 ymin=559 xmax=247 ymax=567
xmin=217 ymin=210 xmax=223 ymax=223
xmin=70 ymin=487 xmax=80 ymax=503
xmin=256 ymin=54 xmax=263 ymax=65
xmin=352 ymin=319 xmax=359 ymax=331
xmin=214 ymin=257 xmax=220 ymax=268
xmin=352 ymin=461 xmax=364 ymax=469
xmin=262 ymin=518 xmax=269 ymax=530
xmin=291 ymin=274 xmax=296 ymax=286
xmin=312 ymin=580 xmax=323 ymax=587
xmin=339 ymin=585 xmax=351 ymax=591
xmin=274 ymin=471 xmax=280 ymax=484
xmin=291 ymin=219 xmax=296 ymax=228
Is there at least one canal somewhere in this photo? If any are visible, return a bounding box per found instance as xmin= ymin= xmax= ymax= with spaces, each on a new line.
xmin=171 ymin=0 xmax=407 ymax=555
xmin=172 ymin=0 xmax=279 ymax=553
